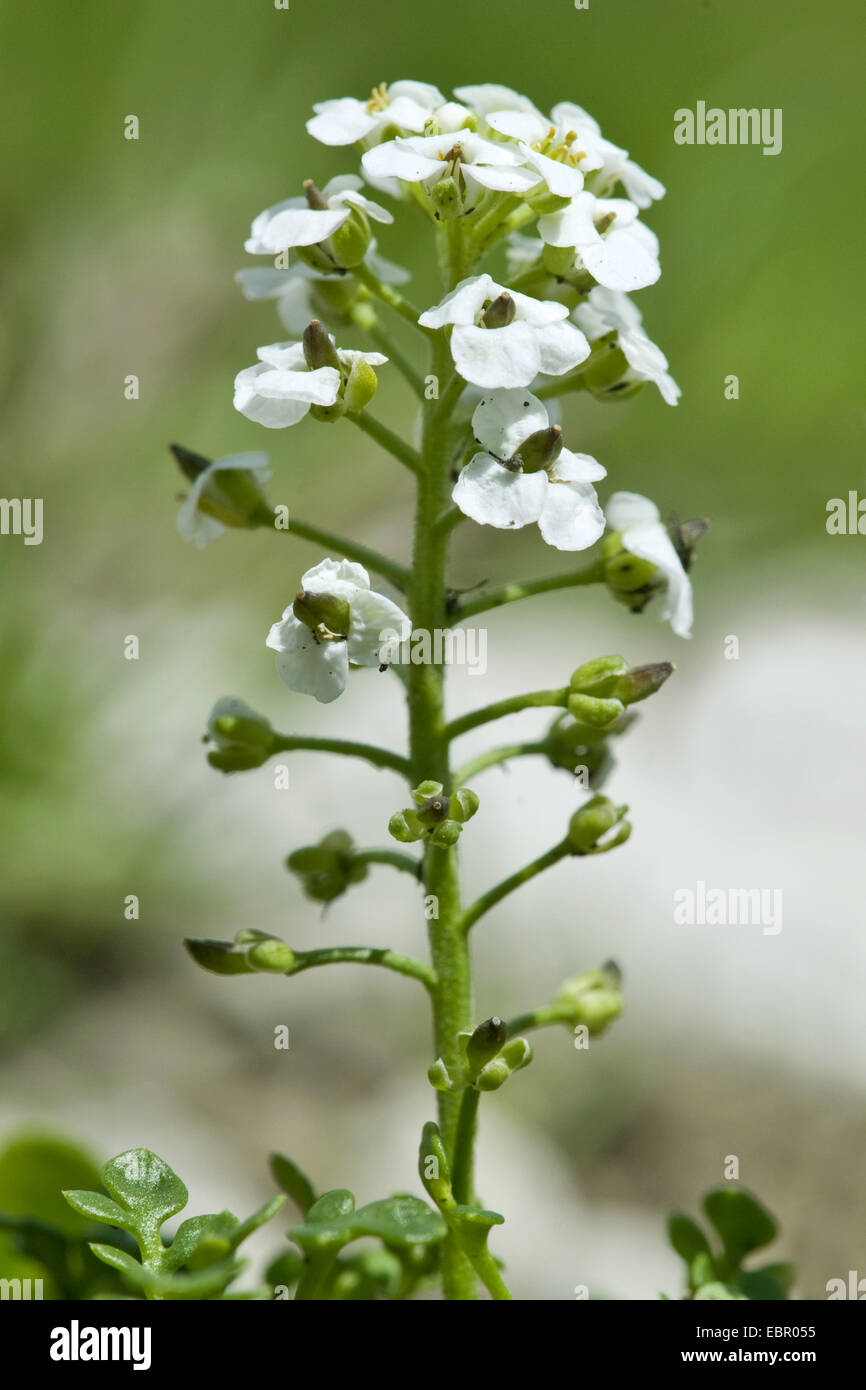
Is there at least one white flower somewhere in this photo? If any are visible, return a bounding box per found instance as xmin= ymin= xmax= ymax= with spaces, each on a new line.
xmin=418 ymin=274 xmax=590 ymax=389
xmin=452 ymin=389 xmax=606 ymax=551
xmin=266 ymin=559 xmax=411 ymax=704
xmin=453 ymin=84 xmax=542 ymax=119
xmin=235 ymin=242 xmax=409 ymax=335
xmin=574 ymin=288 xmax=680 ymax=405
xmin=362 ymin=132 xmax=541 ymax=196
xmin=550 ymin=103 xmax=665 ymax=208
xmin=177 ymin=453 xmax=270 ymax=549
xmin=307 ymin=81 xmax=446 ymax=146
xmin=538 ymin=191 xmax=660 ymax=292
xmin=244 ymin=176 xmax=392 ymax=256
xmin=606 ymin=492 xmax=693 ymax=638
xmin=234 ymin=340 xmax=387 ymax=429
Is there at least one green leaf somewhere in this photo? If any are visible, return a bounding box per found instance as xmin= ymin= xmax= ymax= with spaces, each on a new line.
xmin=269 ymin=1153 xmax=316 ymax=1214
xmin=101 ymin=1150 xmax=188 ymax=1233
xmin=163 ymin=1214 xmax=222 ymax=1273
xmin=703 ymin=1187 xmax=777 ymax=1265
xmin=734 ymin=1262 xmax=796 ymax=1301
xmin=266 ymin=1250 xmax=304 ymax=1291
xmin=90 ymin=1243 xmax=241 ymax=1300
xmin=228 ymin=1194 xmax=286 ymax=1251
xmin=667 ymin=1211 xmax=711 ymax=1265
xmin=289 ymin=1190 xmax=445 ymax=1256
xmin=88 ymin=1243 xmax=141 ymax=1277
xmin=447 ymin=1204 xmax=504 ymax=1259
xmin=184 ymin=938 xmax=254 ymax=975
xmin=0 ymin=1133 xmax=103 ymax=1236
xmin=62 ymin=1190 xmax=130 ymax=1231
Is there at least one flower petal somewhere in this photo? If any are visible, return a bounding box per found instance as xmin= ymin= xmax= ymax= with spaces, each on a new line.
xmin=362 ymin=140 xmax=443 ymax=184
xmin=272 ymin=623 xmax=349 ymax=703
xmin=534 ymin=320 xmax=591 ymax=377
xmin=621 ymin=522 xmax=693 ymax=638
xmin=307 ymin=98 xmax=379 ymax=146
xmin=418 ymin=274 xmax=497 ymax=329
xmin=471 ymin=388 xmax=549 ymax=458
xmin=605 ymin=490 xmax=661 ymax=530
xmin=451 ymin=322 xmax=540 ymax=389
xmin=538 ymin=480 xmax=605 ymax=551
xmin=302 ymin=557 xmax=370 ymax=594
xmin=251 ymin=206 xmax=348 ymax=252
xmin=551 ymin=449 xmax=606 ymax=484
xmin=348 ymin=589 xmax=412 ymax=666
xmin=453 ymin=453 xmax=547 ymax=529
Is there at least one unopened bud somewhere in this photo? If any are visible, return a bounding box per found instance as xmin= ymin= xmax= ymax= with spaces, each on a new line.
xmin=302 ymin=320 xmax=342 ymax=372
xmin=567 ymin=693 xmax=625 ymax=727
xmin=466 ymin=1017 xmax=508 ymax=1078
xmin=481 ymin=293 xmax=517 ymax=329
xmin=206 ymin=697 xmax=274 ymax=772
xmin=513 ymin=425 xmax=563 ymax=474
xmin=432 ymin=176 xmax=463 ymax=221
xmin=328 ymin=202 xmax=373 ymax=269
xmin=292 ymin=589 xmax=351 ymax=637
xmin=171 ymin=444 xmax=271 ymax=531
xmin=449 ymin=787 xmax=479 ymax=823
xmin=246 ymin=939 xmax=296 ymax=973
xmin=567 ymin=795 xmax=627 ymax=854
xmin=343 ymin=356 xmax=379 ymax=413
xmin=553 ymin=964 xmax=623 ymax=1035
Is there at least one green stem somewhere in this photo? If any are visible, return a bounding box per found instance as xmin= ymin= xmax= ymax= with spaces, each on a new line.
xmin=446 ymin=689 xmax=568 ymax=742
xmin=454 ymin=740 xmax=548 ymax=785
xmin=451 ymin=1088 xmax=480 ymax=1205
xmin=271 ymin=734 xmax=409 ymax=777
xmin=455 ymin=560 xmax=605 ymax=620
xmin=505 ymin=1002 xmax=575 ymax=1036
xmin=461 ymin=839 xmax=572 ymax=934
xmin=268 ymin=511 xmax=410 ymax=591
xmin=352 ymin=848 xmax=422 ymax=878
xmin=289 ymin=945 xmax=435 ymax=991
xmin=362 ymin=320 xmax=426 ymax=400
xmin=352 ymin=262 xmax=427 ymax=331
xmin=349 ymin=411 xmax=423 ymax=476
xmin=534 ymin=374 xmax=589 ymax=401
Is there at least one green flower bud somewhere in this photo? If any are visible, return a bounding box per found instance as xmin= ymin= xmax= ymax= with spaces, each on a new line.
xmin=512 ymin=425 xmax=563 ymax=474
xmin=286 ymin=830 xmax=366 ymax=903
xmin=541 ymin=243 xmax=577 ymax=277
xmin=466 ymin=1017 xmax=508 ymax=1078
xmin=416 ymin=793 xmax=452 ymax=828
xmin=545 ymin=718 xmax=616 ymax=784
xmin=418 ymin=1121 xmax=453 ymax=1207
xmin=602 ymin=532 xmax=663 ymax=612
xmin=481 ymin=292 xmax=517 ymax=329
xmin=246 ymin=939 xmax=296 ymax=973
xmin=411 ymin=780 xmax=444 ymax=803
xmin=430 ymin=819 xmax=461 ymax=847
xmin=449 ymin=788 xmax=479 ymax=823
xmin=311 ymin=274 xmax=361 ymax=323
xmin=296 ymin=242 xmax=340 ymax=274
xmin=431 ymin=175 xmax=463 ymax=221
xmin=567 ymin=795 xmax=629 ymax=854
xmin=475 ymin=1036 xmax=532 ymax=1091
xmin=428 ymin=1058 xmax=455 ymax=1092
xmin=292 ymin=589 xmax=351 ymax=637
xmin=567 ymin=693 xmax=625 ymax=728
xmin=668 ymin=516 xmax=709 ymax=573
xmin=553 ymin=963 xmax=623 ymax=1035
xmin=612 ymin=662 xmax=674 ymax=704
xmin=569 ymin=654 xmax=629 ymax=692
xmin=205 ymin=697 xmax=274 ymax=772
xmin=343 ymin=357 xmax=379 ymax=414
xmin=388 ymin=809 xmax=424 ymax=843
xmin=302 ymin=320 xmax=342 ymax=372
xmin=328 ymin=202 xmax=373 ymax=269
xmin=171 ymin=444 xmax=271 ymax=531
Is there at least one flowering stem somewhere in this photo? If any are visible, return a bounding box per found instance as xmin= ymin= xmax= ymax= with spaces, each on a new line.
xmin=352 ymin=848 xmax=422 ymax=877
xmin=454 ymin=740 xmax=548 ymax=785
xmin=446 ymin=689 xmax=568 ymax=742
xmin=271 ymin=512 xmax=410 ymax=591
xmin=461 ymin=839 xmax=572 ymax=934
xmin=270 ymin=734 xmax=410 ymax=777
xmin=451 ymin=1087 xmax=480 ymax=1205
xmin=454 ymin=558 xmax=605 ymax=619
xmin=288 ymin=945 xmax=435 ymax=991
xmin=349 ymin=411 xmax=423 ymax=476
xmin=352 ymin=262 xmax=428 ymax=331
xmin=505 ymin=1002 xmax=575 ymax=1036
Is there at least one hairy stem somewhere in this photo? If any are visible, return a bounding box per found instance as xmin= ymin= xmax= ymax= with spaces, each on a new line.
xmin=349 ymin=411 xmax=424 ymax=476
xmin=271 ymin=734 xmax=409 ymax=777
xmin=289 ymin=945 xmax=435 ymax=990
xmin=461 ymin=839 xmax=572 ymax=934
xmin=268 ymin=511 xmax=409 ymax=590
xmin=446 ymin=689 xmax=568 ymax=742
xmin=455 ymin=559 xmax=605 ymax=620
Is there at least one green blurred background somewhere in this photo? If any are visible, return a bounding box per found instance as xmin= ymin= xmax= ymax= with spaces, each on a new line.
xmin=1 ymin=0 xmax=864 ymax=1298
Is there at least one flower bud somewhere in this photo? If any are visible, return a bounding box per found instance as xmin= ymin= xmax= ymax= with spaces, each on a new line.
xmin=567 ymin=693 xmax=625 ymax=728
xmin=416 ymin=793 xmax=452 ymax=828
xmin=602 ymin=532 xmax=662 ymax=611
xmin=430 ymin=819 xmax=461 ymax=847
xmin=412 ymin=780 xmax=444 ymax=803
xmin=205 ymin=697 xmax=275 ymax=772
xmin=449 ymin=788 xmax=479 ymax=823
xmin=431 ymin=175 xmax=463 ymax=221
xmin=569 ymin=654 xmax=629 ymax=692
xmin=567 ymin=795 xmax=629 ymax=854
xmin=466 ymin=1017 xmax=508 ymax=1079
xmin=171 ymin=444 xmax=271 ymax=530
xmin=542 ymin=243 xmax=578 ymax=277
xmin=668 ymin=516 xmax=709 ymax=573
xmin=553 ymin=963 xmax=623 ymax=1035
xmin=302 ymin=320 xmax=342 ymax=372
xmin=286 ymin=830 xmax=367 ymax=902
xmin=481 ymin=292 xmax=517 ymax=329
xmin=343 ymin=356 xmax=379 ymax=414
xmin=418 ymin=1121 xmax=453 ymax=1207
xmin=513 ymin=425 xmax=563 ymax=475
xmin=475 ymin=1036 xmax=532 ymax=1091
xmin=328 ymin=202 xmax=373 ymax=269
xmin=246 ymin=938 xmax=296 ymax=973
xmin=292 ymin=589 xmax=351 ymax=638
xmin=545 ymin=718 xmax=616 ymax=784
xmin=428 ymin=1058 xmax=455 ymax=1092
xmin=388 ymin=809 xmax=424 ymax=843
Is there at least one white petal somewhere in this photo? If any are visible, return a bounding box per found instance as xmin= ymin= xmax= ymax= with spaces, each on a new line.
xmin=486 ymin=110 xmax=551 ymax=142
xmin=251 ymin=366 xmax=340 ymax=405
xmin=620 ymin=160 xmax=666 ymax=208
xmin=471 ymin=388 xmax=549 ymax=459
xmin=551 ymin=102 xmax=603 ymax=138
xmin=435 ymin=100 xmax=473 ymax=133
xmin=551 ymin=449 xmax=606 ymax=484
xmin=362 ymin=140 xmax=443 ymax=184
xmin=418 ymin=274 xmax=497 ymax=329
xmin=302 ymin=557 xmax=370 ymax=594
xmin=253 ymin=205 xmax=348 ymax=252
xmin=338 ymin=348 xmax=389 ymax=368
xmin=451 ymin=322 xmax=540 ymax=389
xmin=387 ymin=80 xmax=446 ymax=110
xmin=538 ymin=192 xmax=599 ymax=248
xmin=453 ymin=453 xmax=547 ymax=529
xmin=454 ymin=84 xmax=540 ymax=117
xmin=177 ymin=475 xmax=223 ymax=548
xmin=605 ymin=490 xmax=661 ymax=530
xmin=518 ymin=144 xmax=584 ymax=197
xmin=621 ymin=522 xmax=692 ymax=638
xmin=581 ymin=224 xmax=660 ymax=292
xmin=256 ymin=341 xmax=307 ymax=369
xmin=275 ymin=279 xmax=318 ymax=336
xmin=337 ymin=189 xmax=394 ymax=224
xmin=273 ymin=627 xmax=349 ymax=703
xmin=534 ymin=320 xmax=591 ymax=377
xmin=322 ymin=174 xmax=364 ymax=196
xmin=538 ymin=480 xmax=605 ymax=551
xmin=463 ymin=163 xmax=540 ymax=193
xmin=307 ymin=99 xmax=378 ymax=146
xmin=509 ymin=290 xmax=568 ymax=325
xmin=348 ymin=590 xmax=412 ymax=666
xmin=235 ymin=268 xmax=294 ymax=300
